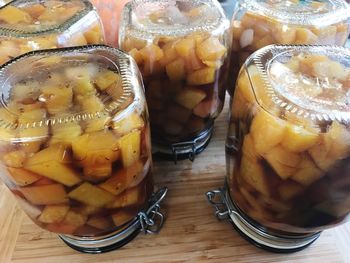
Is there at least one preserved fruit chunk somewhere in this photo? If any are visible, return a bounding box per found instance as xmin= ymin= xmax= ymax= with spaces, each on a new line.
xmin=175 ymin=87 xmax=206 ymax=110
xmin=95 ymin=70 xmax=121 ymax=91
xmin=3 ymin=150 xmax=26 ymax=168
xmin=119 ymin=130 xmax=141 ymax=167
xmin=113 ymin=113 xmax=144 ymax=135
xmin=0 ymin=6 xmax=32 ymax=24
xmin=20 ymin=184 xmax=68 ymax=205
xmin=292 ymin=156 xmax=323 ymax=186
xmin=62 ymin=210 xmax=87 ymax=228
xmin=166 ymin=58 xmax=185 ymax=81
xmin=40 ymin=86 xmax=73 ymax=114
xmin=38 ymin=205 xmax=70 ymax=224
xmin=87 ymin=216 xmax=113 ymax=230
xmin=250 ymin=110 xmax=286 ymax=154
xmin=108 ymin=186 xmax=145 ymax=209
xmin=196 ymin=37 xmax=227 ymax=61
xmin=112 ymin=211 xmax=135 ymax=226
xmin=7 ymin=167 xmax=41 ymax=186
xmin=281 ymin=124 xmax=319 ymax=152
xmin=187 ymin=67 xmax=216 ymax=85
xmin=68 ymin=182 xmax=115 ymax=208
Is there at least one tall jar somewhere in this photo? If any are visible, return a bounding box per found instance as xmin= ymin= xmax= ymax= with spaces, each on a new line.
xmin=208 ymin=45 xmax=350 ymax=252
xmin=0 ymin=45 xmax=166 ymax=253
xmin=119 ymin=0 xmax=231 ymax=161
xmin=90 ymin=0 xmax=130 ymax=47
xmin=227 ymin=0 xmax=350 ymax=96
xmin=0 ymin=0 xmax=105 ymax=65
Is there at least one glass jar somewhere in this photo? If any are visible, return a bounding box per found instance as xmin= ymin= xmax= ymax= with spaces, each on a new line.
xmin=227 ymin=0 xmax=350 ymax=96
xmin=208 ymin=45 xmax=350 ymax=252
xmin=0 ymin=45 xmax=167 ymax=253
xmin=0 ymin=0 xmax=105 ymax=66
xmin=90 ymin=0 xmax=130 ymax=47
xmin=119 ymin=0 xmax=230 ymax=161
xmin=0 ymin=0 xmax=11 ymax=7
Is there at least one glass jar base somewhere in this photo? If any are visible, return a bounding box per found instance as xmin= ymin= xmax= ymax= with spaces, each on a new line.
xmin=207 ymin=187 xmax=321 ymax=253
xmin=152 ymin=125 xmax=213 ymax=162
xmin=59 ymin=220 xmax=141 ymax=254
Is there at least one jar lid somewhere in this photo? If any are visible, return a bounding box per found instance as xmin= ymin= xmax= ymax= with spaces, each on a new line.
xmin=245 ymin=45 xmax=350 ymax=123
xmin=120 ymin=0 xmax=229 ymax=39
xmin=241 ymin=0 xmax=350 ymax=26
xmin=0 ymin=0 xmax=94 ymax=37
xmin=0 ymin=45 xmax=141 ymax=143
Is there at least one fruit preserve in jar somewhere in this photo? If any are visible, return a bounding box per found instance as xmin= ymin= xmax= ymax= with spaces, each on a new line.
xmin=0 ymin=46 xmax=167 ymax=253
xmin=90 ymin=0 xmax=130 ymax=47
xmin=0 ymin=0 xmax=105 ymax=65
xmin=119 ymin=0 xmax=230 ymax=160
xmin=227 ymin=0 xmax=350 ymax=96
xmin=215 ymin=45 xmax=350 ymax=252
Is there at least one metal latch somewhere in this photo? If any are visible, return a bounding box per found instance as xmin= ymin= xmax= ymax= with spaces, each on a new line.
xmin=138 ymin=187 xmax=168 ymax=234
xmin=206 ymin=188 xmax=231 ymax=220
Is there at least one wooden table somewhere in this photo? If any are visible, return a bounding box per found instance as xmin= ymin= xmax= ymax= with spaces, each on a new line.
xmin=1 ymin=99 xmax=350 ymax=263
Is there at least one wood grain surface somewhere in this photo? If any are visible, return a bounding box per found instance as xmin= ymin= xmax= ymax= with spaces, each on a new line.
xmin=0 ymin=98 xmax=349 ymax=263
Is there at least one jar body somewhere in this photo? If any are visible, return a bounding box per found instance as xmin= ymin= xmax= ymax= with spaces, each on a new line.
xmin=227 ymin=0 xmax=350 ymax=96
xmin=119 ymin=0 xmax=230 ymax=150
xmin=0 ymin=0 xmax=105 ymax=65
xmin=0 ymin=46 xmax=153 ymax=239
xmin=90 ymin=0 xmax=130 ymax=47
xmin=227 ymin=46 xmax=350 ymax=235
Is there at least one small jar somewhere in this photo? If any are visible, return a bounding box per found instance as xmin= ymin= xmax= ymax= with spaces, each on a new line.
xmin=0 ymin=45 xmax=167 ymax=253
xmin=227 ymin=0 xmax=350 ymax=96
xmin=208 ymin=45 xmax=350 ymax=252
xmin=119 ymin=0 xmax=230 ymax=161
xmin=0 ymin=0 xmax=105 ymax=65
xmin=90 ymin=0 xmax=130 ymax=47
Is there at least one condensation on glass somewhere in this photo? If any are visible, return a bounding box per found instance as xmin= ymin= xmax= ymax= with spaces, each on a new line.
xmin=0 ymin=0 xmax=105 ymax=65
xmin=227 ymin=0 xmax=350 ymax=96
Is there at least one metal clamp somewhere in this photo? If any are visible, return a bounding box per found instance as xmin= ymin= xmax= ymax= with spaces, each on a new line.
xmin=171 ymin=141 xmax=197 ymax=163
xmin=206 ymin=188 xmax=232 ymax=220
xmin=138 ymin=187 xmax=168 ymax=235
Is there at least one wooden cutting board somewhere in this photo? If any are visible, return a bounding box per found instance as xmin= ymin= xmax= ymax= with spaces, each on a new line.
xmin=0 ymin=98 xmax=349 ymax=263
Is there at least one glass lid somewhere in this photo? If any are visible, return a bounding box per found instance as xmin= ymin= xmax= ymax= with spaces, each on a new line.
xmin=0 ymin=45 xmax=138 ymax=142
xmin=241 ymin=0 xmax=350 ymax=26
xmin=246 ymin=45 xmax=350 ymax=123
xmin=121 ymin=0 xmax=229 ymax=39
xmin=0 ymin=0 xmax=93 ymax=36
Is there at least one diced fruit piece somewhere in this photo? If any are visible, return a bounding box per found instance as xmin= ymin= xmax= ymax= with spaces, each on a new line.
xmin=108 ymin=186 xmax=145 ymax=209
xmin=263 ymin=146 xmax=301 ymax=180
xmin=0 ymin=6 xmax=32 ymax=24
xmin=129 ymin=48 xmax=143 ymax=65
xmin=33 ymin=177 xmax=55 ymax=186
xmin=23 ymin=4 xmax=46 ymax=19
xmin=62 ymin=210 xmax=87 ymax=227
xmin=11 ymin=82 xmax=40 ymax=102
xmin=7 ymin=168 xmax=41 ymax=186
xmin=87 ymin=216 xmax=113 ymax=230
xmin=74 ymin=205 xmax=100 ymax=216
xmin=79 ymin=95 xmax=104 ymax=113
xmin=239 ymin=29 xmax=254 ymax=48
xmin=119 ymin=130 xmax=141 ymax=167
xmin=139 ymin=44 xmax=164 ymax=62
xmin=113 ymin=112 xmax=144 ymax=135
xmin=99 ymin=160 xmax=143 ymax=195
xmin=273 ymin=25 xmax=296 ymax=44
xmin=84 ymin=24 xmax=103 ymax=44
xmin=295 ymin=28 xmax=318 ymax=44
xmin=175 ymin=87 xmax=206 ymax=110
xmin=24 ymin=143 xmax=71 ymax=165
xmin=50 ymin=121 xmax=82 ymax=146
xmin=40 ymin=86 xmax=73 ymax=114
xmin=252 ymin=35 xmax=274 ymax=50
xmin=159 ymin=42 xmax=177 ymax=65
xmin=312 ymin=61 xmax=349 ymax=81
xmin=184 ymin=49 xmax=204 ymax=72
xmin=20 ymin=184 xmax=68 ymax=205
xmin=250 ymin=110 xmax=286 ymax=154
xmin=38 ymin=205 xmax=70 ymax=224
xmin=187 ymin=67 xmax=216 ymax=85
xmin=196 ymin=37 xmax=226 ymax=61
xmin=112 ymin=211 xmax=135 ymax=226
xmin=166 ymin=104 xmax=192 ymax=124
xmin=83 ymin=163 xmax=112 ymax=181
xmin=240 ymin=135 xmax=271 ymax=196
xmin=95 ymin=70 xmax=121 ymax=91
xmin=72 ymin=131 xmax=120 ymax=166
xmin=175 ymin=38 xmax=195 ymax=57
xmin=166 ymin=58 xmax=185 ymax=81
xmin=68 ymin=182 xmax=115 ymax=207
xmin=281 ymin=124 xmax=319 ymax=152
xmin=278 ymin=181 xmax=304 ymax=201
xmin=292 ymin=156 xmax=324 ymax=186
xmin=25 ymin=161 xmax=81 ymax=187
xmin=3 ymin=150 xmax=26 ymax=168
xmin=84 ymin=114 xmax=111 ymax=133
xmin=232 ymin=20 xmax=243 ymax=40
